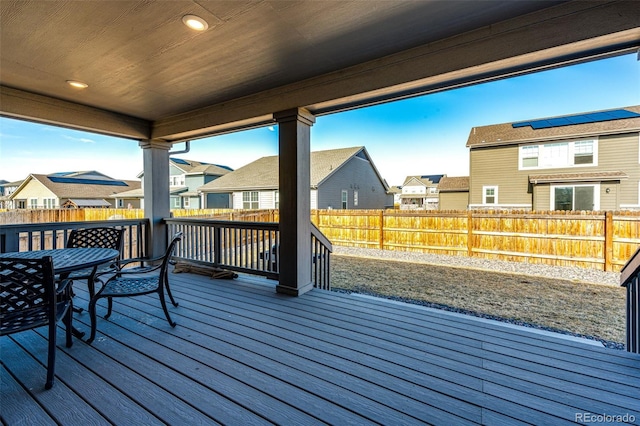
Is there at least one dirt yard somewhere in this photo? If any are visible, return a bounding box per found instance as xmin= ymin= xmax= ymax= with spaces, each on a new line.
xmin=330 ymin=254 xmax=626 ymax=344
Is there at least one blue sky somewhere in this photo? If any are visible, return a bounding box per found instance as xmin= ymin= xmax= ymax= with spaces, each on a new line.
xmin=1 ymin=53 xmax=638 ymax=186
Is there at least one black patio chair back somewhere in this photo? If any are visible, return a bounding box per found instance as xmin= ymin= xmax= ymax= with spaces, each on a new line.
xmin=86 ymin=232 xmax=182 ymax=344
xmin=0 ymin=256 xmax=73 ymax=389
xmin=65 ymin=227 xmax=125 ymax=307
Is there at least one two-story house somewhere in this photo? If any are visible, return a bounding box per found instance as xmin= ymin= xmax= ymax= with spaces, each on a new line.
xmin=466 ymin=106 xmax=640 ymax=211
xmin=8 ymin=171 xmax=140 ymax=209
xmin=115 ymin=158 xmax=233 ymax=209
xmin=198 ymin=146 xmax=392 ymax=209
xmin=399 ymin=175 xmax=444 ymax=210
xmin=0 ymin=179 xmax=22 ymax=209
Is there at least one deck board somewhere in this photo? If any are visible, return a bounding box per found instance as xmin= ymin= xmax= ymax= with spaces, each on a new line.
xmin=2 ymin=271 xmax=639 ymax=425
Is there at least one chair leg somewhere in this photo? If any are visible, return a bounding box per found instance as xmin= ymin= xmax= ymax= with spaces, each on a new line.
xmin=104 ymin=297 xmax=113 ymax=319
xmin=158 ymin=289 xmax=176 ymax=328
xmin=63 ymin=301 xmax=74 ymax=348
xmin=45 ymin=321 xmax=56 ymax=390
xmin=86 ymin=296 xmax=99 ymax=344
xmin=164 ymin=274 xmax=179 ymax=307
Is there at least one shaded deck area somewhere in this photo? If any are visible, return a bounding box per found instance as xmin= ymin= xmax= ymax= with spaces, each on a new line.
xmin=2 ymin=271 xmax=640 ymax=425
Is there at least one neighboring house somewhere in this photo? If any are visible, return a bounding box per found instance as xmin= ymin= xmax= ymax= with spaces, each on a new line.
xmin=0 ymin=179 xmax=22 ymax=209
xmin=399 ymin=175 xmax=444 ymax=210
xmin=466 ymin=106 xmax=640 ymax=211
xmin=438 ymin=176 xmax=470 ymax=210
xmin=388 ymin=185 xmax=402 ymax=208
xmin=117 ymin=158 xmax=233 ymax=209
xmin=9 ymin=171 xmax=140 ymax=209
xmin=198 ymin=146 xmax=392 ymax=209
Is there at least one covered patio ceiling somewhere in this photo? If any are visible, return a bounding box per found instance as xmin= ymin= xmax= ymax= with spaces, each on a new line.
xmin=1 ymin=1 xmax=639 ymax=143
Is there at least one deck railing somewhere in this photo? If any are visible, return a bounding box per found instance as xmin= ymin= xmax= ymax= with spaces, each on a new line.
xmin=0 ymin=219 xmax=149 ymax=260
xmin=165 ymin=218 xmax=332 ymax=289
xmin=621 ymin=246 xmax=640 ymax=354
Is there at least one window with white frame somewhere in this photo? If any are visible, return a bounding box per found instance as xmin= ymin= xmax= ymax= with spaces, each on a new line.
xmin=274 ymin=190 xmax=279 ymax=209
xmin=353 ymin=190 xmax=358 ymax=207
xmin=43 ymin=198 xmax=56 ymax=208
xmin=183 ymin=197 xmax=190 ymax=208
xmin=170 ymin=176 xmax=185 ymax=187
xmin=483 ymin=186 xmax=498 ymax=205
xmin=118 ymin=199 xmax=124 ymax=208
xmin=519 ymin=139 xmax=597 ymax=170
xmin=341 ymin=190 xmax=348 ymax=209
xmin=551 ymin=184 xmax=597 ymax=211
xmin=172 ymin=197 xmax=181 ymax=208
xmin=242 ymin=191 xmax=259 ymax=209
xmin=29 ymin=198 xmax=38 ymax=208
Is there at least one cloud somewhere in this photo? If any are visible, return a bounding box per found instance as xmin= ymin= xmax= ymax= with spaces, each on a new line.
xmin=63 ymin=135 xmax=96 ymax=144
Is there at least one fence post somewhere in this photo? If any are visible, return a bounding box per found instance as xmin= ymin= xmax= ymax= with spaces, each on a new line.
xmin=379 ymin=210 xmax=384 ymax=250
xmin=605 ymin=211 xmax=613 ymax=272
xmin=467 ymin=210 xmax=473 ymax=258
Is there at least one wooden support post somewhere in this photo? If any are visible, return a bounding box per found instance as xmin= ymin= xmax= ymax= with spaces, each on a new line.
xmin=605 ymin=211 xmax=613 ymax=272
xmin=379 ymin=210 xmax=384 ymax=250
xmin=467 ymin=210 xmax=474 ymax=258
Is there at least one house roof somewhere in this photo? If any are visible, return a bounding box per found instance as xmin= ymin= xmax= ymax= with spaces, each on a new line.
xmin=10 ymin=171 xmax=141 ymax=200
xmin=170 ymin=158 xmax=233 ymax=174
xmin=402 ymin=175 xmax=445 ymax=186
xmin=63 ymin=199 xmax=112 ymax=207
xmin=528 ymin=171 xmax=628 ymax=184
xmin=466 ymin=105 xmax=640 ymax=148
xmin=198 ymin=146 xmax=387 ymax=193
xmin=438 ymin=176 xmax=470 ymax=192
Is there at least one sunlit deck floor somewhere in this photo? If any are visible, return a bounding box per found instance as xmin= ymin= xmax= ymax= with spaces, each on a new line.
xmin=2 ymin=270 xmax=639 ymax=425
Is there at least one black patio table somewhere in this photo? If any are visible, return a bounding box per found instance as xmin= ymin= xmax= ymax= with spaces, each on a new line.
xmin=0 ymin=247 xmax=120 ymax=337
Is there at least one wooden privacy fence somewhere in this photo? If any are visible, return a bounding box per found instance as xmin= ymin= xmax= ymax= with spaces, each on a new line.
xmin=3 ymin=208 xmax=640 ymax=272
xmin=313 ymin=209 xmax=640 ymax=272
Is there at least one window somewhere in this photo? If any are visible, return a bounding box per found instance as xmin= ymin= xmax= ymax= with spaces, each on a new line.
xmin=428 ymin=186 xmax=437 ymax=194
xmin=243 ymin=191 xmax=259 ymax=209
xmin=520 ymin=139 xmax=596 ymax=169
xmin=521 ymin=145 xmax=539 ymax=167
xmin=483 ymin=186 xmax=498 ymax=205
xmin=43 ymin=198 xmax=56 ymax=208
xmin=118 ymin=199 xmax=124 ymax=208
xmin=170 ymin=176 xmax=185 ymax=187
xmin=574 ymin=140 xmax=594 ymax=164
xmin=172 ymin=197 xmax=181 ymax=208
xmin=183 ymin=197 xmax=190 ymax=208
xmin=274 ymin=191 xmax=279 ymax=209
xmin=552 ymin=185 xmax=596 ymax=211
xmin=29 ymin=198 xmax=38 ymax=208
xmin=341 ymin=190 xmax=348 ymax=209
xmin=353 ymin=190 xmax=358 ymax=207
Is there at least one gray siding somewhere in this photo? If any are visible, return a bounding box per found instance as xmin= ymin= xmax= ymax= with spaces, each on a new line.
xmin=317 ymin=156 xmax=389 ymax=209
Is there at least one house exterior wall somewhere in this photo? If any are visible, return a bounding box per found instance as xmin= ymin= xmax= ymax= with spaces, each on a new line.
xmin=469 ymin=132 xmax=640 ymax=210
xmin=205 ymin=193 xmax=230 ymax=208
xmin=469 ymin=145 xmax=532 ymax=209
xmin=317 ymin=156 xmax=390 ymax=209
xmin=601 ymin=133 xmax=640 ymax=209
xmin=310 ymin=189 xmax=318 ymax=210
xmin=439 ymin=191 xmax=468 ymax=210
xmin=11 ymin=180 xmax=58 ymax=208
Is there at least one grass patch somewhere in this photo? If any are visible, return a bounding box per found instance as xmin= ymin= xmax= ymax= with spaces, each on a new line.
xmin=331 ymin=254 xmax=626 ymax=344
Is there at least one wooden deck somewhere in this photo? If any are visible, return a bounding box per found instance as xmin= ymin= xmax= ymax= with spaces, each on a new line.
xmin=2 ymin=271 xmax=639 ymax=425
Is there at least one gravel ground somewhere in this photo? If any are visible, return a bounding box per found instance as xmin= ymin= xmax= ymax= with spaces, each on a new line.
xmin=331 ymin=246 xmax=626 ymax=349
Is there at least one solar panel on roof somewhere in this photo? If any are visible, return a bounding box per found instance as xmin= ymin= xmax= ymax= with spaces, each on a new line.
xmin=512 ymin=109 xmax=640 ymax=130
xmin=420 ymin=174 xmax=444 ymax=183
xmin=171 ymin=158 xmax=190 ymax=165
xmin=48 ymin=177 xmax=128 ymax=186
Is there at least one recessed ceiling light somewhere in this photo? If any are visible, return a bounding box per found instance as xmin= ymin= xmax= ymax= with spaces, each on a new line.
xmin=182 ymin=15 xmax=208 ymax=31
xmin=66 ymin=80 xmax=88 ymax=89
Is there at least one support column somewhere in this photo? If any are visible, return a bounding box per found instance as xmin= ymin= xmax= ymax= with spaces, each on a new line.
xmin=275 ymin=108 xmax=315 ymax=296
xmin=139 ymin=139 xmax=171 ymax=258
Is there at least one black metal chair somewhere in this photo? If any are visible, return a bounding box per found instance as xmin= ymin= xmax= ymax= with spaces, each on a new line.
xmin=1 ymin=256 xmax=74 ymax=389
xmin=65 ymin=227 xmax=125 ymax=311
xmin=86 ymin=232 xmax=182 ymax=344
